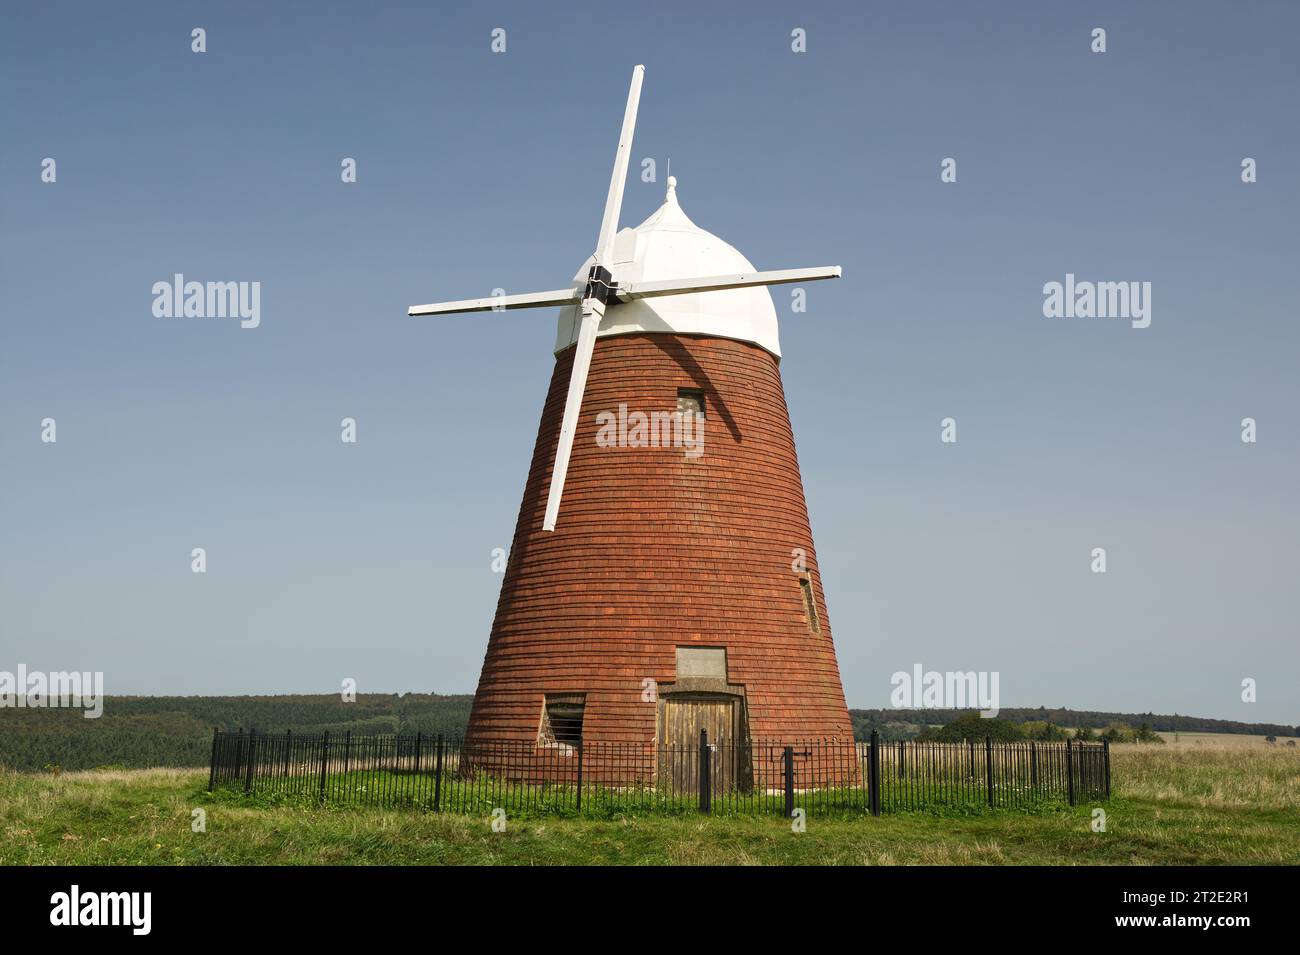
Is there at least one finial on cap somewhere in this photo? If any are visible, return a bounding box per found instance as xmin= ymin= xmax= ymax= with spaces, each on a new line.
xmin=666 ymin=175 xmax=677 ymax=202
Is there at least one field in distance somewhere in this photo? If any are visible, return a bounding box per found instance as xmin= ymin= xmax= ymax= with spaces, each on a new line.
xmin=1157 ymin=731 xmax=1298 ymax=747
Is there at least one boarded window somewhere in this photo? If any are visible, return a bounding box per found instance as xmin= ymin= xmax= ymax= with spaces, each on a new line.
xmin=799 ymin=577 xmax=820 ymax=634
xmin=677 ymin=388 xmax=705 ymax=418
xmin=538 ymin=694 xmax=586 ymax=748
xmin=675 ymin=646 xmax=728 ymax=680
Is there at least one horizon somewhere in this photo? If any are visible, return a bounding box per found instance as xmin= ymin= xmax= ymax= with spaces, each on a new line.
xmin=8 ymin=686 xmax=1294 ymax=730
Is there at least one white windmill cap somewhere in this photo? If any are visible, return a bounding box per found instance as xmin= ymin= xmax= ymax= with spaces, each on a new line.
xmin=554 ymin=176 xmax=782 ymax=358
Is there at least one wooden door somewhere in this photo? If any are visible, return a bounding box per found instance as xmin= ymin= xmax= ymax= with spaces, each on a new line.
xmin=660 ymin=695 xmax=749 ymax=794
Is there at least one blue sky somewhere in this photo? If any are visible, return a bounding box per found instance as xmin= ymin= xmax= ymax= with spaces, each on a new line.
xmin=2 ymin=1 xmax=1296 ymax=724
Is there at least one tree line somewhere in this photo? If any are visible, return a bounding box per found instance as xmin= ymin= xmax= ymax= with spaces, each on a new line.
xmin=0 ymin=694 xmax=473 ymax=772
xmin=850 ymin=706 xmax=1296 ymax=742
xmin=3 ymin=695 xmax=1290 ymax=772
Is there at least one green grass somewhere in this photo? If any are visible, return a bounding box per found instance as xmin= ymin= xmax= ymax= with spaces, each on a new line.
xmin=207 ymin=769 xmax=1075 ymax=820
xmin=1 ymin=743 xmax=1296 ymax=865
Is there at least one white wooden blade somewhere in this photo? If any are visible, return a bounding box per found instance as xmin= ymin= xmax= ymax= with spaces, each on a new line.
xmin=408 ymin=287 xmax=581 ymax=317
xmin=593 ymin=65 xmax=645 ymax=265
xmin=543 ymin=301 xmax=603 ymax=531
xmin=617 ymin=266 xmax=841 ymax=302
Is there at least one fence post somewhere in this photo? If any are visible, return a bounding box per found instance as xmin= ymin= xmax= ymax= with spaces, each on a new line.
xmin=868 ymin=729 xmax=881 ymax=817
xmin=984 ymin=736 xmax=994 ymax=808
xmin=968 ymin=739 xmax=974 ymax=778
xmin=207 ymin=727 xmax=219 ymax=792
xmin=783 ymin=746 xmax=795 ymax=817
xmin=576 ymin=741 xmax=584 ymax=814
xmin=283 ymin=728 xmax=292 ymax=779
xmin=698 ymin=729 xmax=711 ymax=814
xmin=898 ymin=740 xmax=905 ymax=779
xmin=1030 ymin=740 xmax=1038 ymax=789
xmin=1066 ymin=737 xmax=1075 ymax=806
xmin=1103 ymin=739 xmax=1111 ymax=799
xmin=433 ymin=734 xmax=444 ymax=812
xmin=233 ymin=727 xmax=245 ymax=780
xmin=318 ymin=730 xmax=330 ymax=803
xmin=415 ymin=732 xmax=423 ymax=775
xmin=243 ymin=729 xmax=258 ymax=795
xmin=341 ymin=730 xmax=350 ymax=777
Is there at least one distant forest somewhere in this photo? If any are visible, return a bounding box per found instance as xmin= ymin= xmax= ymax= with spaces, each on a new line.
xmin=0 ymin=694 xmax=1293 ymax=772
xmin=852 ymin=707 xmax=1299 ymax=742
xmin=0 ymin=694 xmax=472 ymax=773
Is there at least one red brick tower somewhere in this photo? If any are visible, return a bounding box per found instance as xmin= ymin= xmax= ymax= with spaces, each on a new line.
xmin=464 ymin=178 xmax=854 ymax=756
xmin=407 ymin=68 xmax=852 ymax=783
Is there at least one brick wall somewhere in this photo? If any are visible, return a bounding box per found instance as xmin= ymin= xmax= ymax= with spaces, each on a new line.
xmin=466 ymin=333 xmax=855 ymax=747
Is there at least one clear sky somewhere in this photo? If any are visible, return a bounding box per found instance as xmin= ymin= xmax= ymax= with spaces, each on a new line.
xmin=2 ymin=1 xmax=1296 ymax=724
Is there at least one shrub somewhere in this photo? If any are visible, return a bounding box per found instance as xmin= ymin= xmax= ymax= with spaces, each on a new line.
xmin=1021 ymin=721 xmax=1067 ymax=741
xmin=919 ymin=713 xmax=1024 ymax=743
xmin=1134 ymin=722 xmax=1164 ymax=744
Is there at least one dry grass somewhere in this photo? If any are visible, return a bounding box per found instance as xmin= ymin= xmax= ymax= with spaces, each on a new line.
xmin=1114 ymin=740 xmax=1299 ymax=810
xmin=1157 ymin=731 xmax=1299 ymax=748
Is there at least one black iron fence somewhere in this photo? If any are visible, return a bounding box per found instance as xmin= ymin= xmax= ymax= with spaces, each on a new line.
xmin=208 ymin=728 xmax=1109 ymax=817
xmin=862 ymin=735 xmax=1109 ymax=811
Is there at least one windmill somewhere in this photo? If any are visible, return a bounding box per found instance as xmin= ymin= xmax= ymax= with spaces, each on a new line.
xmin=410 ymin=66 xmax=854 ymax=776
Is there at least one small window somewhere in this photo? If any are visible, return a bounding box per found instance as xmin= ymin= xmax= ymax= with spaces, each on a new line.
xmin=799 ymin=577 xmax=820 ymax=634
xmin=677 ymin=388 xmax=705 ymax=418
xmin=539 ymin=694 xmax=586 ymax=749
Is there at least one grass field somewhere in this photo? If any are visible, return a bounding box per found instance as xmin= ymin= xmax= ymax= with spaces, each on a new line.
xmin=1156 ymin=731 xmax=1299 ymax=747
xmin=1 ymin=741 xmax=1295 ymax=865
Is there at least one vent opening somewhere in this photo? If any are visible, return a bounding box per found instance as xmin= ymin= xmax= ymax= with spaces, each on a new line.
xmin=539 ymin=694 xmax=586 ymax=749
xmin=799 ymin=576 xmax=821 ymax=634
